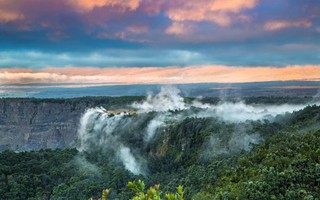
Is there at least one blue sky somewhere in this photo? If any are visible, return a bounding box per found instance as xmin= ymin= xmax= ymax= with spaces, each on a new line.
xmin=0 ymin=0 xmax=319 ymax=67
xmin=0 ymin=0 xmax=319 ymax=90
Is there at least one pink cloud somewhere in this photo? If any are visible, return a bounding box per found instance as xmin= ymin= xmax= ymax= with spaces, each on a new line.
xmin=165 ymin=0 xmax=258 ymax=27
xmin=139 ymin=0 xmax=164 ymax=15
xmin=68 ymin=0 xmax=141 ymax=12
xmin=127 ymin=25 xmax=149 ymax=34
xmin=165 ymin=22 xmax=193 ymax=35
xmin=264 ymin=19 xmax=312 ymax=31
xmin=210 ymin=0 xmax=258 ymax=12
xmin=0 ymin=0 xmax=317 ymax=44
xmin=0 ymin=0 xmax=24 ymax=23
xmin=0 ymin=10 xmax=23 ymax=23
xmin=1 ymin=65 xmax=320 ymax=85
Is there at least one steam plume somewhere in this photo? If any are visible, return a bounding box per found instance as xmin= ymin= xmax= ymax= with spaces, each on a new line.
xmin=77 ymin=86 xmax=319 ymax=174
xmin=78 ymin=108 xmax=144 ymax=175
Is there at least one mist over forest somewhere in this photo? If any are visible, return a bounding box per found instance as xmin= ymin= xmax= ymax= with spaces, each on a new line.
xmin=1 ymin=0 xmax=320 ymax=199
xmin=1 ymin=86 xmax=320 ymax=199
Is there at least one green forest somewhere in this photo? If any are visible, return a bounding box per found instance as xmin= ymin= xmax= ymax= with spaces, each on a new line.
xmin=0 ymin=100 xmax=320 ymax=199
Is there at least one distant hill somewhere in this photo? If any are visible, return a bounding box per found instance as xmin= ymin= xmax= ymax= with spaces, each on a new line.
xmin=1 ymin=81 xmax=320 ymax=98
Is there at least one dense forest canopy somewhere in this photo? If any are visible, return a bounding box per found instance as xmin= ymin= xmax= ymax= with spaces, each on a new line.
xmin=0 ymin=91 xmax=320 ymax=199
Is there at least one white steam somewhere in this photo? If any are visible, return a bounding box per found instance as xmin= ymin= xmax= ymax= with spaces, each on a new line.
xmin=118 ymin=146 xmax=142 ymax=175
xmin=144 ymin=118 xmax=164 ymax=142
xmin=77 ymin=108 xmax=144 ymax=175
xmin=132 ymin=86 xmax=187 ymax=112
xmin=228 ymin=132 xmax=262 ymax=152
xmin=197 ymin=101 xmax=308 ymax=123
xmin=77 ymin=86 xmax=319 ymax=174
xmin=132 ymin=86 xmax=312 ymax=123
xmin=143 ymin=113 xmax=174 ymax=142
xmin=203 ymin=132 xmax=262 ymax=158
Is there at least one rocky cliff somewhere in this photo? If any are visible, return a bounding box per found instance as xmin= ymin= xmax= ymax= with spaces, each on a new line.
xmin=0 ymin=97 xmax=142 ymax=151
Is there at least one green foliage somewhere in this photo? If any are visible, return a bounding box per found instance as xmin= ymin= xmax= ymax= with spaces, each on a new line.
xmin=212 ymin=130 xmax=320 ymax=199
xmin=0 ymin=102 xmax=319 ymax=199
xmin=0 ymin=96 xmax=145 ymax=111
xmin=127 ymin=180 xmax=184 ymax=200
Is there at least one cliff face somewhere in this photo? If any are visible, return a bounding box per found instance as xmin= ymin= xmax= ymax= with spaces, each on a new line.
xmin=0 ymin=99 xmax=86 ymax=150
xmin=0 ymin=97 xmax=144 ymax=151
xmin=0 ymin=99 xmax=92 ymax=151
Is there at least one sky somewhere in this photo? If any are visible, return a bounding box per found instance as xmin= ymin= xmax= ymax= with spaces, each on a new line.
xmin=0 ymin=0 xmax=320 ymax=91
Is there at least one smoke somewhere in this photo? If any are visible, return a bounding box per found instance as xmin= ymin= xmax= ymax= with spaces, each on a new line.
xmin=77 ymin=86 xmax=319 ymax=174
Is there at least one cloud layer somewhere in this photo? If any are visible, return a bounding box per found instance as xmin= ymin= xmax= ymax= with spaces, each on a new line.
xmin=0 ymin=0 xmax=319 ymax=78
xmin=1 ymin=65 xmax=320 ymax=85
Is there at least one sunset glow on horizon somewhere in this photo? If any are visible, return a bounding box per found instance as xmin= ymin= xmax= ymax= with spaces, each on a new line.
xmin=1 ymin=65 xmax=320 ymax=86
xmin=0 ymin=0 xmax=319 ymax=92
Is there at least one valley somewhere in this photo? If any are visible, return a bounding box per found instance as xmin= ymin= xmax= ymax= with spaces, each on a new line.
xmin=0 ymin=88 xmax=319 ymax=199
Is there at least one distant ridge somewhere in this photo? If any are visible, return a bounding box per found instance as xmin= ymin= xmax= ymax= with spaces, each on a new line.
xmin=1 ymin=81 xmax=320 ymax=98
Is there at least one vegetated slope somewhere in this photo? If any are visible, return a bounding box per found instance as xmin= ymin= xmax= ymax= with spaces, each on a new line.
xmin=0 ymin=104 xmax=319 ymax=199
xmin=0 ymin=96 xmax=313 ymax=151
